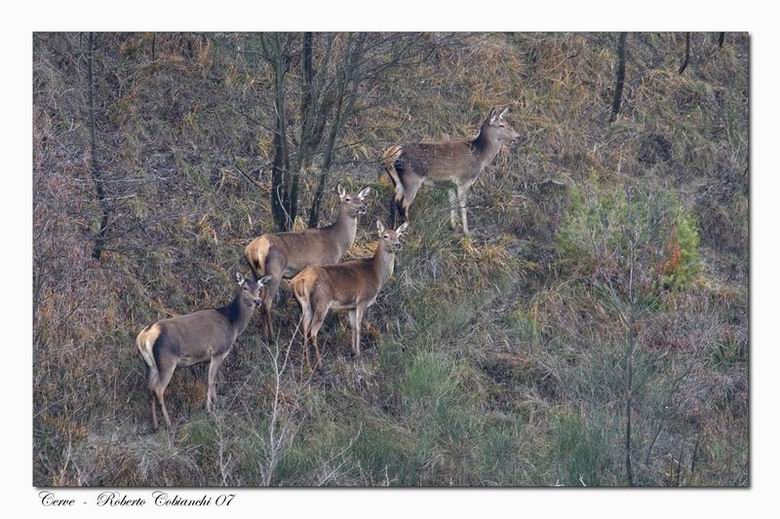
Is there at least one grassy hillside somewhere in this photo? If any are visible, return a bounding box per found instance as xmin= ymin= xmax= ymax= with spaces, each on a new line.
xmin=32 ymin=32 xmax=748 ymax=487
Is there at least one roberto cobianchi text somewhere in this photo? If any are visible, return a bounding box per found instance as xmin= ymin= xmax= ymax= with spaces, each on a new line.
xmin=39 ymin=491 xmax=236 ymax=507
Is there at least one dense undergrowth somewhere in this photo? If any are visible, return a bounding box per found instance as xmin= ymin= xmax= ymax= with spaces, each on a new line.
xmin=33 ymin=32 xmax=748 ymax=486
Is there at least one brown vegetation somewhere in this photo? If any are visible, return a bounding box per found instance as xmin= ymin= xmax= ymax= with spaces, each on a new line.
xmin=33 ymin=32 xmax=748 ymax=487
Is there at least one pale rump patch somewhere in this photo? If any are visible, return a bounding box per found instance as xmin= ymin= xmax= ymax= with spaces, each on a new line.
xmin=291 ymin=268 xmax=317 ymax=300
xmin=135 ymin=323 xmax=161 ymax=378
xmin=136 ymin=323 xmax=161 ymax=369
xmin=245 ymin=236 xmax=272 ymax=272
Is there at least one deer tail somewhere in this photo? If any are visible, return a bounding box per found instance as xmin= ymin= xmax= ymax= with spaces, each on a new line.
xmin=383 ymin=145 xmax=405 ymax=223
xmin=291 ymin=274 xmax=310 ymax=310
xmin=136 ymin=324 xmax=161 ymax=389
xmin=244 ymin=252 xmax=260 ymax=282
xmin=382 ymin=145 xmax=404 ymax=199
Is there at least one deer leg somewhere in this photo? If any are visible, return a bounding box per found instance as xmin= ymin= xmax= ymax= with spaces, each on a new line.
xmin=206 ymin=353 xmax=226 ymax=413
xmin=153 ymin=359 xmax=176 ymax=429
xmin=308 ymin=303 xmax=331 ymax=371
xmin=390 ymin=194 xmax=399 ymax=228
xmin=457 ymin=184 xmax=471 ymax=236
xmin=302 ymin=317 xmax=312 ymax=372
xmin=448 ymin=188 xmax=459 ymax=229
xmin=261 ymin=255 xmax=285 ymax=339
xmin=146 ymin=364 xmax=160 ymax=429
xmin=347 ymin=309 xmax=358 ymax=357
xmin=389 ymin=170 xmax=404 ymax=227
xmin=293 ymin=285 xmax=313 ymax=369
xmin=399 ymin=200 xmax=410 ymax=223
xmin=400 ymin=174 xmax=423 ymax=223
xmin=312 ymin=335 xmax=323 ymax=372
xmin=301 ymin=330 xmax=311 ymax=375
xmin=300 ymin=304 xmax=313 ymax=372
xmin=353 ymin=303 xmax=366 ymax=358
xmin=301 ymin=299 xmax=313 ymax=340
xmin=149 ymin=388 xmax=158 ymax=430
xmin=261 ymin=284 xmax=277 ymax=339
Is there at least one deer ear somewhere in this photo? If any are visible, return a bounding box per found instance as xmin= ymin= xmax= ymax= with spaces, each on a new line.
xmin=396 ymin=222 xmax=409 ymax=235
xmin=337 ymin=184 xmax=346 ymax=200
xmin=488 ymin=108 xmax=498 ymax=123
xmin=498 ymin=107 xmax=509 ymax=120
xmin=358 ymin=187 xmax=371 ymax=200
xmin=235 ymin=272 xmax=245 ymax=285
xmin=376 ymin=220 xmax=385 ymax=234
xmin=258 ymin=275 xmax=272 ymax=288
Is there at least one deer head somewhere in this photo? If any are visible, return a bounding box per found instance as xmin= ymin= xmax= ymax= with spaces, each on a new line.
xmin=376 ymin=220 xmax=409 ymax=252
xmin=337 ymin=184 xmax=371 ymax=218
xmin=235 ymin=272 xmax=272 ymax=307
xmin=482 ymin=107 xmax=521 ymax=146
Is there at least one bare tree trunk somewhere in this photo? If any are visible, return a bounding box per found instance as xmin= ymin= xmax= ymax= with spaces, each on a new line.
xmin=678 ymin=32 xmax=691 ymax=74
xmin=263 ymin=34 xmax=291 ymax=231
xmin=675 ymin=441 xmax=684 ymax=486
xmin=609 ymin=32 xmax=628 ymax=123
xmin=287 ymin=32 xmax=316 ymax=227
xmin=87 ymin=32 xmax=111 ymax=260
xmin=690 ymin=432 xmax=700 ymax=476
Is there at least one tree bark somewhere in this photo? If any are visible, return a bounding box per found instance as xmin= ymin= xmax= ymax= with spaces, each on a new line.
xmin=609 ymin=32 xmax=628 ymax=123
xmin=678 ymin=32 xmax=691 ymax=74
xmin=263 ymin=34 xmax=291 ymax=231
xmin=287 ymin=32 xmax=316 ymax=228
xmin=87 ymin=32 xmax=111 ymax=260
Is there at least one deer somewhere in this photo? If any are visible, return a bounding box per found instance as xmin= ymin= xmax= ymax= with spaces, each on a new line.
xmin=383 ymin=107 xmax=520 ymax=235
xmin=291 ymin=220 xmax=409 ymax=371
xmin=135 ymin=272 xmax=271 ymax=429
xmin=244 ymin=184 xmax=371 ymax=338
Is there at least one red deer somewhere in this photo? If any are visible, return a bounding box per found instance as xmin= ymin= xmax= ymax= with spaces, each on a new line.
xmin=383 ymin=107 xmax=520 ymax=235
xmin=136 ymin=273 xmax=271 ymax=429
xmin=244 ymin=185 xmax=371 ymax=337
xmin=291 ymin=220 xmax=409 ymax=370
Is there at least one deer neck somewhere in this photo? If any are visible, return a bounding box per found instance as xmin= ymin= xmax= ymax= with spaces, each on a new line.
xmin=471 ymin=127 xmax=502 ymax=170
xmin=218 ymin=291 xmax=254 ymax=336
xmin=372 ymin=241 xmax=396 ymax=285
xmin=330 ymin=206 xmax=358 ymax=253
